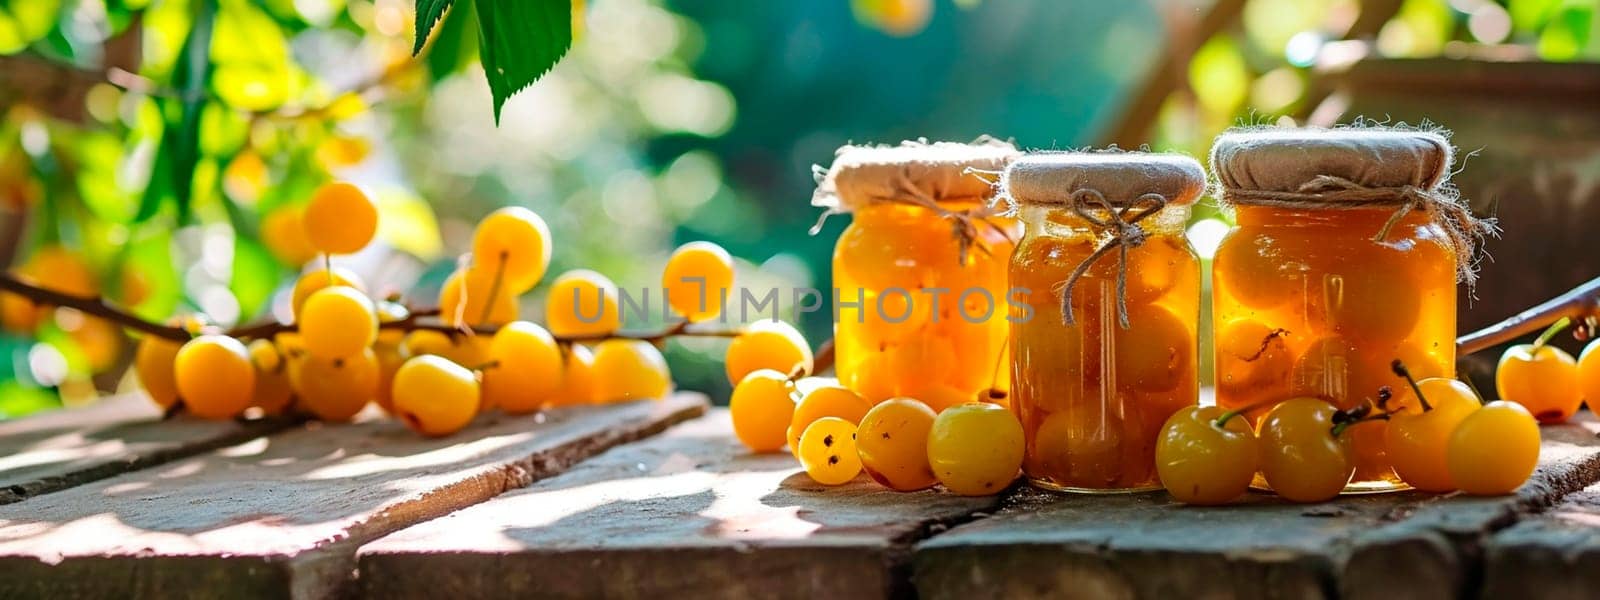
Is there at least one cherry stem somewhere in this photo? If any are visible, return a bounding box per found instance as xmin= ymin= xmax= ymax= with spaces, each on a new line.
xmin=1391 ymin=359 xmax=1431 ymax=412
xmin=1330 ymin=402 xmax=1385 ymax=438
xmin=1458 ymin=374 xmax=1488 ymax=406
xmin=414 ymin=320 xmax=743 ymax=345
xmin=479 ymin=252 xmax=507 ymax=325
xmin=786 ymin=360 xmax=810 ymax=382
xmin=1533 ymin=316 xmax=1571 ymax=353
xmin=1212 ymin=397 xmax=1279 ymax=428
xmin=323 ymin=254 xmax=333 ymax=286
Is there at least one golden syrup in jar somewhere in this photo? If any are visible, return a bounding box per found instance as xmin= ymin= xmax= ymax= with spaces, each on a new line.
xmin=834 ymin=202 xmax=1018 ymax=410
xmin=1213 ymin=207 xmax=1456 ymax=491
xmin=1001 ymin=152 xmax=1205 ymax=493
xmin=814 ymin=139 xmax=1021 ymax=413
xmin=1010 ymin=208 xmax=1200 ymax=491
xmin=1208 ymin=127 xmax=1485 ymax=494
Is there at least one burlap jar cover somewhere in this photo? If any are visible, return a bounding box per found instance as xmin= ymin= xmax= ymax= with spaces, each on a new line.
xmin=1210 ymin=126 xmax=1498 ymax=286
xmin=999 ymin=151 xmax=1206 ymax=328
xmin=811 ymin=137 xmax=1020 ymax=264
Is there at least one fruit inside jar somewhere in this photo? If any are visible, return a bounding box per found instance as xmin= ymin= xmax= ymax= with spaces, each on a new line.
xmin=833 ymin=201 xmax=1018 ymax=409
xmin=1010 ymin=206 xmax=1200 ymax=492
xmin=1212 ymin=206 xmax=1458 ymax=491
xmin=814 ymin=138 xmax=1022 ymax=413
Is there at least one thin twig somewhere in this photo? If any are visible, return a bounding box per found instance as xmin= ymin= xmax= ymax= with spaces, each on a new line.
xmin=225 ymin=305 xmax=443 ymax=339
xmin=1098 ymin=0 xmax=1247 ymax=147
xmin=0 ymin=273 xmax=189 ymax=341
xmin=1457 ymin=276 xmax=1600 ymax=356
xmin=4 ymin=53 xmax=407 ymax=124
xmin=408 ymin=318 xmax=741 ymax=345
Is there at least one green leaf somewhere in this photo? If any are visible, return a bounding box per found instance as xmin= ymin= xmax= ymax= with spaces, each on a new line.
xmin=211 ymin=0 xmax=293 ymax=112
xmin=144 ymin=0 xmax=217 ymax=225
xmin=424 ymin=0 xmax=477 ymax=82
xmin=1510 ymin=0 xmax=1562 ymax=33
xmin=1537 ymin=3 xmax=1594 ymax=61
xmin=134 ymin=144 xmax=169 ymax=223
xmin=0 ymin=0 xmax=62 ymax=55
xmin=413 ymin=0 xmax=456 ymax=55
xmin=39 ymin=23 xmax=76 ymax=62
xmin=139 ymin=0 xmax=194 ymax=81
xmin=0 ymin=380 xmax=59 ymax=419
xmin=374 ymin=188 xmax=444 ymax=260
xmin=74 ymin=131 xmax=139 ymax=223
xmin=123 ymin=229 xmax=181 ymax=321
xmin=198 ymin=103 xmax=249 ymax=157
xmin=230 ymin=234 xmax=280 ymax=322
xmin=1188 ymin=34 xmax=1249 ymax=116
xmin=473 ymin=0 xmax=573 ymax=123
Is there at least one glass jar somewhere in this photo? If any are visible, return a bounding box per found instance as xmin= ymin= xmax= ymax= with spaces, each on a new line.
xmin=1005 ymin=153 xmax=1204 ymax=493
xmin=817 ymin=140 xmax=1021 ymax=410
xmin=1211 ymin=129 xmax=1476 ymax=493
xmin=834 ymin=203 xmax=1017 ymax=406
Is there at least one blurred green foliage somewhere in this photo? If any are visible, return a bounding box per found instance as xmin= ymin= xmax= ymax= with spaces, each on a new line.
xmin=1157 ymin=0 xmax=1600 ymax=160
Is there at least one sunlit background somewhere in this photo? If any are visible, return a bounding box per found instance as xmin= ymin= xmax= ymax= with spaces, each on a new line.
xmin=0 ymin=0 xmax=1596 ymax=415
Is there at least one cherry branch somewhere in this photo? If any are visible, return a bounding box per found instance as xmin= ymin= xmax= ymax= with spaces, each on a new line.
xmin=0 ymin=273 xmax=189 ymax=341
xmin=1 ymin=272 xmax=751 ymax=348
xmin=228 ymin=306 xmax=747 ymax=344
xmin=1457 ymin=275 xmax=1600 ymax=356
xmin=222 ymin=306 xmax=444 ymax=340
xmin=399 ymin=318 xmax=745 ymax=345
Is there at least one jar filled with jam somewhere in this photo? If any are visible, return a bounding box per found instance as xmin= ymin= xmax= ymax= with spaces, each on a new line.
xmin=814 ymin=139 xmax=1020 ymax=411
xmin=1210 ymin=128 xmax=1494 ymax=492
xmin=1003 ymin=152 xmax=1204 ymax=492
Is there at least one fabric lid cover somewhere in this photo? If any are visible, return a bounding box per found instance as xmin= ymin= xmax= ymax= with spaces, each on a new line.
xmin=1003 ymin=151 xmax=1206 ymax=207
xmin=814 ymin=138 xmax=1019 ymax=212
xmin=1211 ymin=128 xmax=1452 ymax=195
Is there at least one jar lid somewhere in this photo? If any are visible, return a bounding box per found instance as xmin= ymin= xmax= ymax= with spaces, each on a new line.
xmin=1210 ymin=125 xmax=1498 ymax=288
xmin=1002 ymin=152 xmax=1205 ymax=208
xmin=813 ymin=137 xmax=1019 ymax=213
xmin=1210 ymin=128 xmax=1452 ymax=196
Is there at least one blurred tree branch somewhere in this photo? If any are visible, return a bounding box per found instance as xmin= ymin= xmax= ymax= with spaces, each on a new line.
xmin=0 ymin=206 xmax=25 ymax=270
xmin=1099 ymin=0 xmax=1247 ymax=149
xmin=0 ymin=15 xmax=143 ymax=272
xmin=1295 ymin=0 xmax=1404 ymax=121
xmin=1101 ymin=0 xmax=1408 ymax=148
xmin=0 ymin=14 xmax=142 ymax=124
xmin=1 ymin=272 xmax=748 ymax=346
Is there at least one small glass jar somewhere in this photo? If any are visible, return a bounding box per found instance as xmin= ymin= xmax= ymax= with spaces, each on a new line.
xmin=816 ymin=140 xmax=1020 ymax=410
xmin=1211 ymin=129 xmax=1467 ymax=492
xmin=1004 ymin=153 xmax=1204 ymax=493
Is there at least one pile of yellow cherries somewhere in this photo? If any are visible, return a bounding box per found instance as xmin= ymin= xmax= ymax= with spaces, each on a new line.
xmin=730 ymin=368 xmax=1025 ymax=496
xmin=130 ymin=181 xmax=754 ymax=438
xmin=1159 ymin=317 xmax=1595 ymax=504
xmin=734 ymin=314 xmax=1599 ymax=503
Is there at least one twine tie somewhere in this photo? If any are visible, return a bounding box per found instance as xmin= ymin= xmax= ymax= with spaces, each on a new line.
xmin=1054 ymin=190 xmax=1168 ymax=329
xmin=1223 ymin=175 xmax=1498 ymax=287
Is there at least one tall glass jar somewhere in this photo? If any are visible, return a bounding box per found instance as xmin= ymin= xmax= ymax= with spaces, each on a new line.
xmin=1004 ymin=153 xmax=1204 ymax=493
xmin=815 ymin=139 xmax=1021 ymax=411
xmin=1210 ymin=129 xmax=1483 ymax=493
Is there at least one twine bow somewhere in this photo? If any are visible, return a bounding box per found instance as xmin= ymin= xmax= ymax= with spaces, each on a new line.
xmin=809 ymin=168 xmax=1011 ymax=266
xmin=1054 ymin=190 xmax=1169 ymax=329
xmin=1223 ymin=174 xmax=1498 ymax=287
